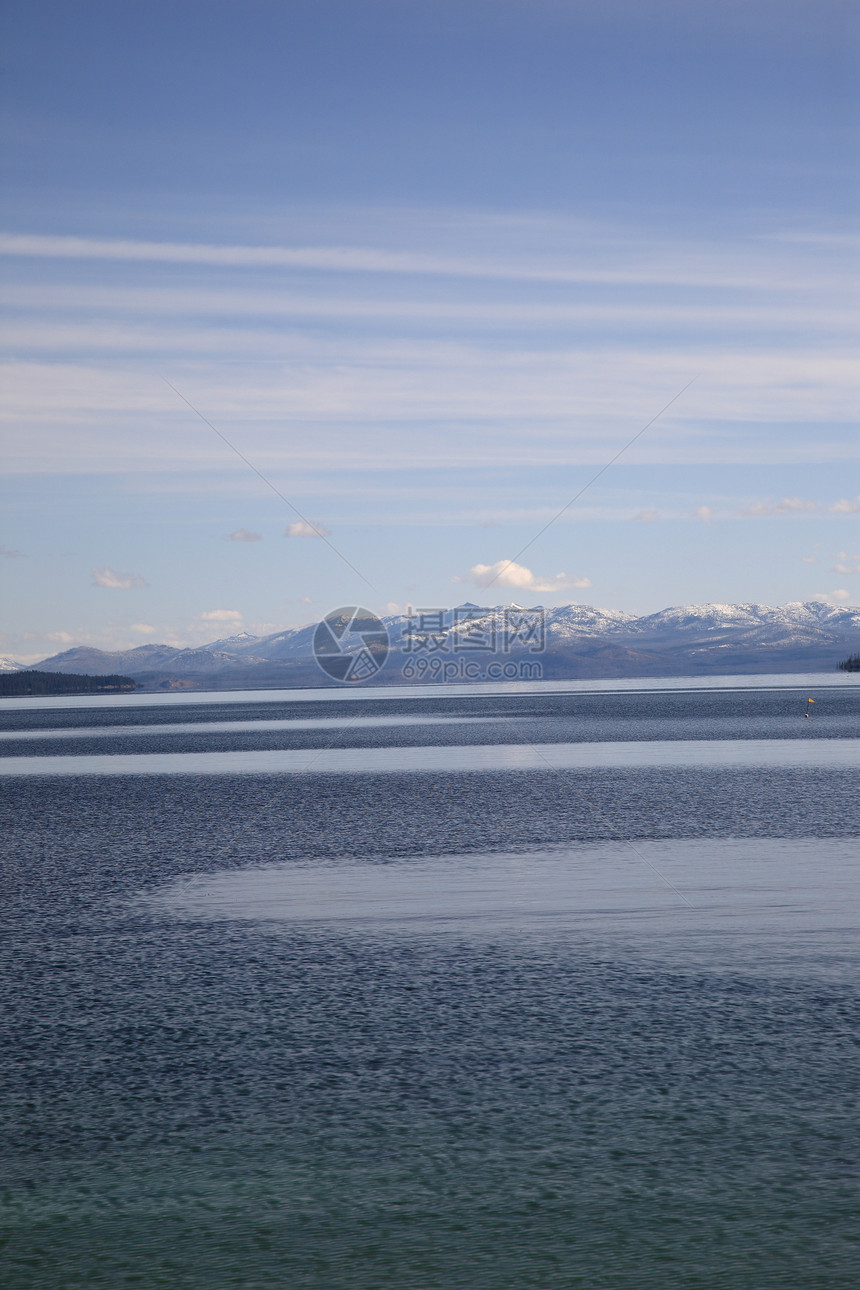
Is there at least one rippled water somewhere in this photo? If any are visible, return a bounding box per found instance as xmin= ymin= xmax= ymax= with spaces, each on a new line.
xmin=1 ymin=680 xmax=858 ymax=1288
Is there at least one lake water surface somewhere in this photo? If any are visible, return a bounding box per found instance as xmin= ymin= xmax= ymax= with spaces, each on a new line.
xmin=1 ymin=677 xmax=858 ymax=1288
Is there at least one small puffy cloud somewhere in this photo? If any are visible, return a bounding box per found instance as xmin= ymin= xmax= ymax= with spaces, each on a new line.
xmin=801 ymin=555 xmax=818 ymax=564
xmin=696 ymin=506 xmax=715 ymax=523
xmin=196 ymin=609 xmax=243 ymax=624
xmin=47 ymin=630 xmax=74 ymax=644
xmin=812 ymin=589 xmax=852 ymax=605
xmin=226 ymin=528 xmax=262 ymax=542
xmin=284 ymin=520 xmax=331 ymax=538
xmin=634 ymin=509 xmax=660 ymax=523
xmin=0 ymin=544 xmax=25 ymax=558
xmin=455 ymin=560 xmax=592 ymax=594
xmin=830 ymin=496 xmax=860 ymax=514
xmin=741 ymin=497 xmax=817 ymax=517
xmin=831 ymin=552 xmax=860 ymax=575
xmin=130 ymin=623 xmax=157 ymax=635
xmin=92 ymin=566 xmax=148 ymax=589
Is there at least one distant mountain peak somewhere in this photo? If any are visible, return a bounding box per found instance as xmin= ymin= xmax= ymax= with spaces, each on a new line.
xmin=207 ymin=631 xmax=260 ymax=647
xmin=24 ymin=600 xmax=860 ymax=686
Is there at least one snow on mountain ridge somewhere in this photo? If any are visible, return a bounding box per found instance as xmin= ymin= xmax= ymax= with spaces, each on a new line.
xmin=27 ymin=601 xmax=860 ymax=677
xmin=207 ymin=631 xmax=260 ymax=648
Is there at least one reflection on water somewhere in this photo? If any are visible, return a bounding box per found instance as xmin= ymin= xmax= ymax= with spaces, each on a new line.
xmin=0 ymin=713 xmax=504 ymax=741
xmin=148 ymin=839 xmax=860 ymax=965
xmin=2 ymin=736 xmax=858 ymax=775
xmin=1 ymin=669 xmax=857 ymax=712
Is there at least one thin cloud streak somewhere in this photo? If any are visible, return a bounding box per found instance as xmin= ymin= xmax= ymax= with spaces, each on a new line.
xmin=164 ymin=379 xmax=377 ymax=594
xmin=483 ymin=374 xmax=700 ymax=590
xmin=741 ymin=496 xmax=818 ymax=516
xmin=0 ymin=231 xmax=848 ymax=291
xmin=2 ymin=294 xmax=855 ymax=335
xmin=2 ymin=349 xmax=857 ymax=430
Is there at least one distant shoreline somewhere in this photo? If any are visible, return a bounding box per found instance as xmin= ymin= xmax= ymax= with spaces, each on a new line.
xmin=0 ymin=670 xmax=138 ymax=697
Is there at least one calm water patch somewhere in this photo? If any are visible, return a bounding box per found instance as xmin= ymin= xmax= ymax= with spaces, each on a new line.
xmin=1 ymin=736 xmax=857 ymax=775
xmin=147 ymin=838 xmax=860 ymax=969
xmin=1 ymin=669 xmax=857 ymax=712
xmin=0 ymin=713 xmax=504 ymax=741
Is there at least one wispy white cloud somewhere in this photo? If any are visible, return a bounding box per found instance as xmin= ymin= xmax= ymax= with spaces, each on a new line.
xmin=831 ymin=552 xmax=860 ymax=574
xmin=812 ymin=589 xmax=853 ymax=605
xmin=3 ymin=291 xmax=856 ymax=337
xmin=1 ymin=213 xmax=856 ymax=512
xmin=830 ymin=496 xmax=860 ymax=514
xmin=6 ymin=345 xmax=856 ymax=415
xmin=196 ymin=609 xmax=243 ymax=623
xmin=226 ymin=528 xmax=262 ymax=542
xmin=91 ymin=566 xmax=148 ymax=589
xmin=2 ymin=230 xmax=832 ymax=290
xmin=633 ymin=509 xmax=661 ymax=523
xmin=284 ymin=520 xmax=331 ymax=538
xmin=740 ymin=496 xmax=818 ymax=517
xmin=801 ymin=555 xmax=819 ymax=563
xmin=696 ymin=505 xmax=716 ymax=523
xmin=455 ymin=560 xmax=592 ymax=594
xmin=3 ymin=354 xmax=856 ymax=479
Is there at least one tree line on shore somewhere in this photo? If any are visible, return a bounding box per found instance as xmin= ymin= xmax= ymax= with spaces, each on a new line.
xmin=0 ymin=671 xmax=138 ymax=696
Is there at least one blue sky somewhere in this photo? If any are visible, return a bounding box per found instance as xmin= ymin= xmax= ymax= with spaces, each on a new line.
xmin=1 ymin=0 xmax=858 ymax=660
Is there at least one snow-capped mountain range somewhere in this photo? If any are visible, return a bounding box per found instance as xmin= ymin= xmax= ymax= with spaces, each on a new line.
xmin=14 ymin=601 xmax=860 ymax=688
